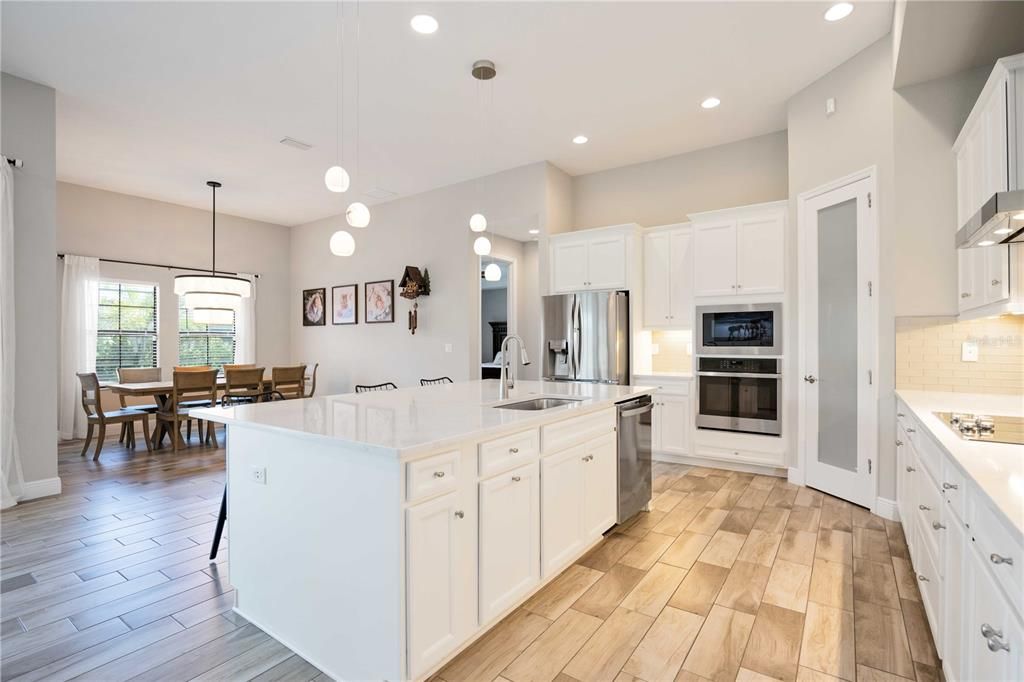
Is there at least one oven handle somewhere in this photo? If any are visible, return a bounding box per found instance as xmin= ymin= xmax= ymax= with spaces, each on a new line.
xmin=697 ymin=372 xmax=781 ymax=379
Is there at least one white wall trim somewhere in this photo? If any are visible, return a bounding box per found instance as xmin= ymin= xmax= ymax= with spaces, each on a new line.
xmin=18 ymin=477 xmax=62 ymax=502
xmin=874 ymin=496 xmax=899 ymax=521
xmin=787 ymin=466 xmax=805 ymax=486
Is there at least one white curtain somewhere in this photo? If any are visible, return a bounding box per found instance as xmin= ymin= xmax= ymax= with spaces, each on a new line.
xmin=1 ymin=157 xmax=25 ymax=509
xmin=58 ymin=254 xmax=100 ymax=440
xmin=235 ymin=273 xmax=256 ymax=365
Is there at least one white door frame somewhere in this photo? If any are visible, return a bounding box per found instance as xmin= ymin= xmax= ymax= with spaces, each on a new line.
xmin=794 ymin=166 xmax=879 ymax=511
xmin=478 ymin=255 xmax=517 ymax=366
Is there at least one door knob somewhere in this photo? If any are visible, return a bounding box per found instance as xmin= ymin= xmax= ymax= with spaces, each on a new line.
xmin=803 ymin=375 xmax=817 ymax=384
xmin=981 ymin=624 xmax=1004 ymax=639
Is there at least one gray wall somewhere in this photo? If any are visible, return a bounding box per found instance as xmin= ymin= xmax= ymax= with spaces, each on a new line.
xmin=571 ymin=131 xmax=789 ymax=229
xmin=2 ymin=73 xmax=58 ymax=487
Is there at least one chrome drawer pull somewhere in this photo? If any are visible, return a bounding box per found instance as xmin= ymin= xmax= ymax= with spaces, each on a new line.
xmin=981 ymin=624 xmax=1004 ymax=639
xmin=991 ymin=279 xmax=1001 ymax=286
xmin=897 ymin=412 xmax=905 ymax=418
xmin=990 ymin=553 xmax=1014 ymax=566
xmin=987 ymin=637 xmax=1010 ymax=653
xmin=454 ymin=510 xmax=464 ymax=519
xmin=919 ymin=504 xmax=931 ymax=511
xmin=512 ymin=476 xmax=521 ymax=482
xmin=918 ymin=574 xmax=929 ymax=582
xmin=509 ymin=447 xmax=519 ymax=454
xmin=582 ymin=455 xmax=594 ymax=462
xmin=932 ymin=521 xmax=946 ymax=531
xmin=906 ymin=466 xmax=916 ymax=473
xmin=896 ymin=439 xmax=904 ymax=446
xmin=433 ymin=471 xmax=446 ymax=478
xmin=906 ymin=427 xmax=916 ymax=433
xmin=942 ymin=482 xmax=958 ymax=490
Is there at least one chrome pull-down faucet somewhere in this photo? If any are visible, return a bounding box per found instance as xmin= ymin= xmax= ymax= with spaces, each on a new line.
xmin=498 ymin=335 xmax=530 ymax=400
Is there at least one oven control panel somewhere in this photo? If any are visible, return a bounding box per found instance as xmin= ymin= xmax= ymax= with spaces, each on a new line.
xmin=697 ymin=357 xmax=779 ymax=374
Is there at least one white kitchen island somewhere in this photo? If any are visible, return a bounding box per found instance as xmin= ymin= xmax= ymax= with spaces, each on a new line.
xmin=192 ymin=379 xmax=655 ymax=681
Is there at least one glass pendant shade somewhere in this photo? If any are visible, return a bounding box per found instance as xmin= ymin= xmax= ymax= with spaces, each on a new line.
xmin=473 ymin=236 xmax=492 ymax=256
xmin=470 ymin=213 xmax=487 ymax=232
xmin=484 ymin=263 xmax=501 ymax=281
xmin=330 ymin=229 xmax=356 ymax=256
xmin=346 ymin=202 xmax=371 ymax=228
xmin=325 ymin=165 xmax=350 ymax=193
xmin=174 ymin=274 xmax=252 ymax=298
xmin=192 ymin=307 xmax=235 ymax=325
xmin=181 ymin=291 xmax=241 ymax=310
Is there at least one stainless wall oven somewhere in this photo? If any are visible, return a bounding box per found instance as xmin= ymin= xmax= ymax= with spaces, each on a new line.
xmin=696 ymin=303 xmax=782 ymax=356
xmin=696 ymin=357 xmax=781 ymax=436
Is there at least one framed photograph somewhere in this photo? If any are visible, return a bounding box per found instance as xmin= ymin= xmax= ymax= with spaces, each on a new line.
xmin=332 ymin=284 xmax=358 ymax=325
xmin=365 ymin=279 xmax=395 ymax=323
xmin=302 ymin=288 xmax=326 ymax=326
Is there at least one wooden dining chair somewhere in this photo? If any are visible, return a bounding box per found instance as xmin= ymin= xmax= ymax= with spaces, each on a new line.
xmin=223 ymin=364 xmax=257 ymax=371
xmin=172 ymin=365 xmax=216 ymax=442
xmin=157 ymin=369 xmax=218 ymax=453
xmin=116 ymin=367 xmax=161 ymax=446
xmin=355 ymin=382 xmax=398 ymax=393
xmin=304 ymin=363 xmax=319 ymax=398
xmin=222 ymin=366 xmax=266 ymax=406
xmin=420 ymin=377 xmax=453 ymax=386
xmin=271 ymin=364 xmax=307 ymax=399
xmin=77 ymin=372 xmax=152 ymax=461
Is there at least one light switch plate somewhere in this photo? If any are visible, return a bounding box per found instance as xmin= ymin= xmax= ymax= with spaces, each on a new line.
xmin=961 ymin=341 xmax=979 ymax=362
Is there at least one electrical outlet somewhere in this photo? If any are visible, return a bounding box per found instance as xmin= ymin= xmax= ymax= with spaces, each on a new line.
xmin=825 ymin=97 xmax=836 ymax=115
xmin=251 ymin=466 xmax=267 ymax=485
xmin=961 ymin=341 xmax=979 ymax=362
xmin=444 ymin=343 xmax=453 ymax=353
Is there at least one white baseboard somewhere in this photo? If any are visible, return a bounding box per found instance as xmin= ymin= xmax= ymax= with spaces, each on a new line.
xmin=19 ymin=477 xmax=62 ymax=502
xmin=653 ymin=452 xmax=786 ymax=477
xmin=787 ymin=467 xmax=805 ymax=486
xmin=874 ymin=497 xmax=899 ymax=521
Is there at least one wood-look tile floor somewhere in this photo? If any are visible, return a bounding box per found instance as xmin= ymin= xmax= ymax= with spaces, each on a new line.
xmin=437 ymin=462 xmax=942 ymax=682
xmin=1 ymin=441 xmax=940 ymax=682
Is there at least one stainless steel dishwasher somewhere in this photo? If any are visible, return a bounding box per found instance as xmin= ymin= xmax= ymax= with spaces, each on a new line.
xmin=616 ymin=394 xmax=653 ymax=524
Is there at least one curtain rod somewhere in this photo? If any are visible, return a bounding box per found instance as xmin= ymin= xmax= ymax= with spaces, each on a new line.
xmin=56 ymin=253 xmax=260 ymax=278
xmin=6 ymin=158 xmax=24 ymax=168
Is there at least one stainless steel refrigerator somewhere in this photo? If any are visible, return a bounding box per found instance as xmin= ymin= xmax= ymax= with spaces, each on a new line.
xmin=542 ymin=291 xmax=630 ymax=384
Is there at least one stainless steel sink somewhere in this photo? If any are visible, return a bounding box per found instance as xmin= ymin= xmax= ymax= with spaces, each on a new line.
xmin=495 ymin=397 xmax=582 ymax=411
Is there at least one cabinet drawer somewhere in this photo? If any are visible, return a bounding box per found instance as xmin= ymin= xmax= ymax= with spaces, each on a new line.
xmin=693 ymin=443 xmax=785 ymax=468
xmin=970 ymin=496 xmax=1024 ymax=610
xmin=940 ymin=459 xmax=966 ymax=523
xmin=406 ymin=450 xmax=460 ymax=503
xmin=918 ymin=535 xmax=943 ymax=645
xmin=909 ymin=423 xmax=942 ymax=485
xmin=916 ymin=476 xmax=945 ymax=568
xmin=479 ymin=429 xmax=539 ymax=478
xmin=542 ymin=409 xmax=615 ymax=454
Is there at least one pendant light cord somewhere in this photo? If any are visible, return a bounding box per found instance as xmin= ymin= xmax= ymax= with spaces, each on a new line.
xmin=335 ymin=0 xmax=343 ymax=166
xmin=211 ymin=183 xmax=216 ymax=275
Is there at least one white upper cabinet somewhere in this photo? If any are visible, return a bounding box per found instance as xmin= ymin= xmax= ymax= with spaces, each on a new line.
xmin=549 ymin=225 xmax=637 ymax=293
xmin=643 ymin=224 xmax=693 ymax=327
xmin=954 ymin=54 xmax=1024 ymax=317
xmin=689 ymin=202 xmax=787 ymax=298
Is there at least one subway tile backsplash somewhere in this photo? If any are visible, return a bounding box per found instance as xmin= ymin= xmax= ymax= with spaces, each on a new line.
xmin=895 ymin=315 xmax=1024 ymax=395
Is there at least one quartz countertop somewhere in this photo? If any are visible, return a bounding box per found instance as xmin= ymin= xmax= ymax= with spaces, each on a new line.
xmin=192 ymin=379 xmax=655 ymax=457
xmin=896 ymin=390 xmax=1024 ymax=537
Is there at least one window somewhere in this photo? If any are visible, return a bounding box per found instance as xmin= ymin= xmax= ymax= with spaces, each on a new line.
xmin=96 ymin=281 xmax=158 ymax=382
xmin=178 ymin=303 xmax=236 ymax=371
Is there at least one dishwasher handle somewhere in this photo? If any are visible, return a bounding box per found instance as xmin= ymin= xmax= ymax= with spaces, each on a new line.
xmin=618 ymin=396 xmax=653 ymax=419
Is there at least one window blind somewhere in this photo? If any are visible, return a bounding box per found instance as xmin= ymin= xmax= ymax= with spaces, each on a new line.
xmin=96 ymin=281 xmax=158 ymax=382
xmin=178 ymin=303 xmax=236 ymax=371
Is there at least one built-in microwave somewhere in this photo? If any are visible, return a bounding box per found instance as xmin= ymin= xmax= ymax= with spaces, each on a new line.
xmin=696 ymin=303 xmax=782 ymax=356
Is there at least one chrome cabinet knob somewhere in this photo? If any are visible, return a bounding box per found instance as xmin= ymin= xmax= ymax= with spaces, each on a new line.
xmin=992 ymin=279 xmax=1001 ymax=286
xmin=803 ymin=375 xmax=817 ymax=384
xmin=511 ymin=475 xmax=521 ymax=482
xmin=454 ymin=510 xmax=464 ymax=519
xmin=906 ymin=466 xmax=916 ymax=472
xmin=987 ymin=637 xmax=1010 ymax=653
xmin=509 ymin=447 xmax=519 ymax=454
xmin=981 ymin=624 xmax=1004 ymax=639
xmin=990 ymin=553 xmax=1014 ymax=566
xmin=896 ymin=439 xmax=904 ymax=446
xmin=932 ymin=521 xmax=946 ymax=531
xmin=919 ymin=504 xmax=931 ymax=511
xmin=906 ymin=427 xmax=916 ymax=433
xmin=897 ymin=412 xmax=905 ymax=418
xmin=961 ymin=292 xmax=970 ymax=298
xmin=433 ymin=471 xmax=445 ymax=478
xmin=582 ymin=455 xmax=594 ymax=462
xmin=918 ymin=574 xmax=929 ymax=582
xmin=942 ymin=482 xmax=958 ymax=490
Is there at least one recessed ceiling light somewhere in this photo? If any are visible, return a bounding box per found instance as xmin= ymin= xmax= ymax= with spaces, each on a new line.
xmin=572 ymin=135 xmax=588 ymax=145
xmin=824 ymin=2 xmax=854 ymax=22
xmin=994 ymin=227 xmax=1012 ymax=235
xmin=701 ymin=97 xmax=721 ymax=109
xmin=529 ymin=229 xmax=539 ymax=235
xmin=1012 ymin=212 xmax=1024 ymax=220
xmin=977 ymin=240 xmax=996 ymax=247
xmin=410 ymin=14 xmax=438 ymax=34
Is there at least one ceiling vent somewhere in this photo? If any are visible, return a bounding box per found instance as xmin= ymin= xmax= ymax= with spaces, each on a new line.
xmin=279 ymin=137 xmax=312 ymax=151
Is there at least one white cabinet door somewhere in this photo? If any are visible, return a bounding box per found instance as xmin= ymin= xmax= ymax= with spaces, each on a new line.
xmin=479 ymin=462 xmax=540 ymax=623
xmin=643 ymin=231 xmax=671 ymax=327
xmin=651 ymin=401 xmax=663 ymax=451
xmin=943 ymin=508 xmax=966 ymax=682
xmin=736 ymin=214 xmax=784 ymax=295
xmin=959 ymin=248 xmax=990 ymax=313
xmin=965 ymin=544 xmax=1023 ymax=681
xmin=587 ymin=233 xmax=628 ymax=290
xmin=658 ymin=394 xmax=690 ymax=455
xmin=668 ymin=230 xmax=694 ymax=325
xmin=582 ymin=433 xmax=617 ymax=540
xmin=540 ymin=446 xmax=584 ymax=577
xmin=552 ymin=239 xmax=589 ymax=293
xmin=406 ymin=492 xmax=468 ymax=678
xmin=694 ymin=220 xmax=737 ymax=297
xmin=983 ymin=245 xmax=1011 ymax=305
xmin=896 ymin=424 xmax=916 ymax=530
xmin=981 ymin=77 xmax=1010 ymax=200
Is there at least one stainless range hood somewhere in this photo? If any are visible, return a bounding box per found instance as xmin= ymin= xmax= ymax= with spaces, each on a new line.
xmin=956 ymin=189 xmax=1024 ymax=248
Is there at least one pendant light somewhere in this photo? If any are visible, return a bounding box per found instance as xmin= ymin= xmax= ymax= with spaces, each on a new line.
xmin=346 ymin=0 xmax=370 ymax=229
xmin=469 ymin=59 xmax=496 ymax=235
xmin=483 ymin=262 xmax=501 ymax=281
xmin=473 ymin=236 xmax=491 ymax=256
xmin=174 ymin=182 xmax=251 ymax=318
xmin=324 ymin=0 xmax=349 ymax=193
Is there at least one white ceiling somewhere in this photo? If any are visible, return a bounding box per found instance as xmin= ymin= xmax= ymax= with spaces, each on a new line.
xmin=2 ymin=1 xmax=892 ymax=227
